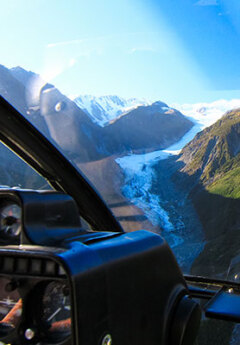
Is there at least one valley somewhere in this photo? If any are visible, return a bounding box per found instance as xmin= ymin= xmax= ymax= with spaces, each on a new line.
xmin=115 ymin=104 xmax=231 ymax=273
xmin=1 ymin=64 xmax=240 ymax=281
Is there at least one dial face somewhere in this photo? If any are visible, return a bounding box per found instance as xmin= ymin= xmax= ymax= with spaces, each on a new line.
xmin=0 ymin=278 xmax=22 ymax=337
xmin=0 ymin=203 xmax=21 ymax=244
xmin=41 ymin=281 xmax=71 ymax=340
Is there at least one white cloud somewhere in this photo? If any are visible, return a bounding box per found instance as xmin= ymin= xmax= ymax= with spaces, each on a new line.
xmin=195 ymin=0 xmax=218 ymax=6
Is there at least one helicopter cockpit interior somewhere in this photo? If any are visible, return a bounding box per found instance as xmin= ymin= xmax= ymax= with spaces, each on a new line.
xmin=1 ymin=1 xmax=240 ymax=344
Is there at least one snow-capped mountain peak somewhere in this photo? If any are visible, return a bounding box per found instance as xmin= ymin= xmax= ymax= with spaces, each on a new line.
xmin=74 ymin=95 xmax=151 ymax=126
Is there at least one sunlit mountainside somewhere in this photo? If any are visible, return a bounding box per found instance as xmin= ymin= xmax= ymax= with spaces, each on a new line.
xmin=179 ymin=110 xmax=240 ymax=191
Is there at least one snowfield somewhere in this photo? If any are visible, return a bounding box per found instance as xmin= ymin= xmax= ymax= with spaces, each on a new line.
xmin=172 ymin=99 xmax=240 ymax=129
xmin=74 ymin=95 xmax=151 ymax=126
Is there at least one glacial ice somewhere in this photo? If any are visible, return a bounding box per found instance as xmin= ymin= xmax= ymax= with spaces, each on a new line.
xmin=115 ymin=99 xmax=236 ymax=241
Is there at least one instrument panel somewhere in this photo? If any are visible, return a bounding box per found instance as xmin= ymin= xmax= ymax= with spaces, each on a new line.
xmin=40 ymin=281 xmax=71 ymax=340
xmin=0 ymin=190 xmax=80 ymax=345
xmin=0 ymin=257 xmax=71 ymax=345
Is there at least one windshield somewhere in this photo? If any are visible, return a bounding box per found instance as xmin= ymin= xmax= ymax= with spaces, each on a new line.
xmin=1 ymin=1 xmax=240 ymax=338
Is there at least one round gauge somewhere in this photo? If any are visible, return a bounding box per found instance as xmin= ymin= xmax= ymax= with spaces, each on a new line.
xmin=0 ymin=203 xmax=21 ymax=244
xmin=41 ymin=281 xmax=71 ymax=341
xmin=0 ymin=278 xmax=22 ymax=337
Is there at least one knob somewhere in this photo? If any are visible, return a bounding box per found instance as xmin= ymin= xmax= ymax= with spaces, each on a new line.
xmin=170 ymin=295 xmax=201 ymax=345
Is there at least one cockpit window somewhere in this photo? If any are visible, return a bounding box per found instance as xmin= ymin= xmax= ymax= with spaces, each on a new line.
xmin=0 ymin=143 xmax=51 ymax=191
xmin=1 ymin=0 xmax=240 ymax=288
xmin=2 ymin=1 xmax=240 ymax=344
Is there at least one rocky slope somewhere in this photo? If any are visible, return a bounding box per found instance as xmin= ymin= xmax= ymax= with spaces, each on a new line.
xmin=0 ymin=65 xmax=104 ymax=162
xmin=175 ymin=109 xmax=240 ymax=277
xmin=100 ymin=102 xmax=193 ymax=155
xmin=179 ymin=109 xmax=240 ymax=185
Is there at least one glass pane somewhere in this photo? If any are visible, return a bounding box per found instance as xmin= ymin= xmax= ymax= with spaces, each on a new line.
xmin=0 ymin=143 xmax=51 ymax=190
xmin=0 ymin=0 xmax=239 ymax=287
xmin=1 ymin=1 xmax=240 ymax=343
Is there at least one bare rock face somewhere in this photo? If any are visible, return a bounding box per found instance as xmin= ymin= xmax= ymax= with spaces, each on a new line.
xmin=100 ymin=102 xmax=194 ymax=155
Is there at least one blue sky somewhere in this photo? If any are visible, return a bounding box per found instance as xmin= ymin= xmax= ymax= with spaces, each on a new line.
xmin=0 ymin=0 xmax=240 ymax=103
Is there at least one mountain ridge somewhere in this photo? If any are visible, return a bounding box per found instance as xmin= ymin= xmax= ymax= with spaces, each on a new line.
xmin=74 ymin=94 xmax=153 ymax=126
xmin=101 ymin=102 xmax=193 ymax=154
xmin=0 ymin=65 xmax=194 ymax=158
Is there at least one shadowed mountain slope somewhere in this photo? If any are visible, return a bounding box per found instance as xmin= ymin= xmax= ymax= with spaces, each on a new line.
xmin=101 ymin=102 xmax=193 ymax=154
xmin=175 ymin=109 xmax=240 ymax=277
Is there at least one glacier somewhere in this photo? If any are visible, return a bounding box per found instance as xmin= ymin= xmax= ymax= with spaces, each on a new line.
xmin=116 ymin=99 xmax=240 ymax=271
xmin=115 ymin=99 xmax=227 ymax=228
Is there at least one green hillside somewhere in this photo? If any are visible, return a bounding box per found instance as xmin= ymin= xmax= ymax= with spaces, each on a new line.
xmin=180 ymin=109 xmax=240 ymax=198
xmin=207 ymin=166 xmax=240 ymax=199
